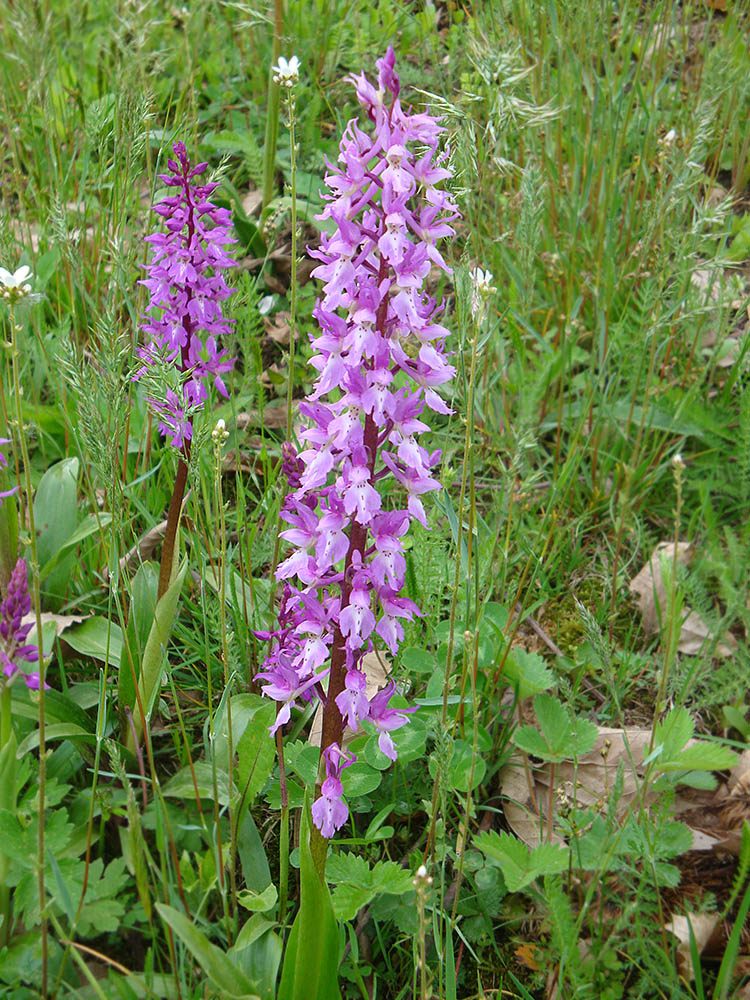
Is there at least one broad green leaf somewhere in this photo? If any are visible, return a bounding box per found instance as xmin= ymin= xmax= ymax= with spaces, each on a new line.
xmin=237 ymin=811 xmax=272 ymax=894
xmin=16 ymin=723 xmax=94 ymax=756
xmin=277 ymin=800 xmax=341 ymax=1000
xmin=39 ymin=512 xmax=112 ymax=580
xmin=64 ymin=616 xmax=123 ymax=667
xmin=34 ymin=457 xmax=79 ymax=604
xmin=237 ymin=883 xmax=278 ymax=912
xmin=447 ymin=739 xmax=487 ymax=793
xmin=400 ymin=647 xmax=436 ymax=675
xmin=11 ymin=686 xmax=94 ymax=733
xmin=230 ymin=915 xmax=283 ymax=1000
xmin=476 ymin=830 xmax=570 ymax=892
xmin=156 ymin=904 xmax=260 ymax=999
xmin=235 ymin=699 xmax=277 ymax=822
xmin=120 ymin=561 xmax=159 ymax=718
xmin=341 ymin=761 xmax=382 ymax=797
xmin=163 ymin=761 xmax=232 ymax=805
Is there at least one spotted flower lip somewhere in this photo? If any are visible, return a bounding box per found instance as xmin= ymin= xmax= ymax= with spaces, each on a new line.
xmin=135 ymin=142 xmax=236 ymax=449
xmin=257 ymin=47 xmax=457 ymax=838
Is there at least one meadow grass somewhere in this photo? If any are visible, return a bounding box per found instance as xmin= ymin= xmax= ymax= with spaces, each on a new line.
xmin=0 ymin=1 xmax=749 ymax=998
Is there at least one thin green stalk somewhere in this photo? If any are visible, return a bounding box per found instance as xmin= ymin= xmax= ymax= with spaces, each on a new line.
xmin=0 ymin=684 xmax=14 ymax=947
xmin=261 ymin=0 xmax=284 ymax=216
xmin=650 ymin=454 xmax=685 ymax=750
xmin=425 ymin=283 xmax=481 ymax=862
xmin=275 ymin=727 xmax=289 ymax=925
xmin=9 ymin=302 xmax=48 ymax=994
xmin=213 ymin=421 xmax=238 ymax=932
xmin=269 ymin=76 xmax=300 ymax=613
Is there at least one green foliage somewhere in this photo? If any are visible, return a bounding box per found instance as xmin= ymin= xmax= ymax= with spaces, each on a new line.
xmin=325 ymin=852 xmax=414 ymax=921
xmin=513 ymin=693 xmax=598 ymax=762
xmin=475 ymin=830 xmax=570 ymax=893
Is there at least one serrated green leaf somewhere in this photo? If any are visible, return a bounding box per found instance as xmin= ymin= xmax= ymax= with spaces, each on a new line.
xmin=534 ymin=694 xmax=575 ymax=753
xmin=513 ymin=694 xmax=595 ymax=762
xmin=654 ymin=707 xmax=694 ymax=759
xmin=331 ymin=883 xmax=375 ymax=922
xmin=325 ymin=852 xmax=372 ymax=887
xmin=512 ymin=725 xmax=553 ymax=759
xmin=658 ymin=742 xmax=737 ymax=773
xmin=475 ymin=830 xmax=570 ymax=892
xmin=503 ymin=648 xmax=555 ymax=699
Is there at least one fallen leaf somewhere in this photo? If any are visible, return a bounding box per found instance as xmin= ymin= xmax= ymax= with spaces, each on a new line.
xmin=264 ymin=311 xmax=291 ymax=345
xmin=628 ymin=541 xmax=735 ymax=657
xmin=242 ymin=189 xmax=263 ymax=217
xmin=236 ymin=401 xmax=289 ymax=430
xmin=666 ymin=913 xmax=721 ymax=981
xmin=629 ymin=541 xmax=692 ymax=634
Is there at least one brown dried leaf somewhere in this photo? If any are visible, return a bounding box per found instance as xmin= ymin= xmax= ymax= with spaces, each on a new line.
xmin=628 ymin=541 xmax=735 ymax=657
xmin=264 ymin=311 xmax=291 ymax=346
xmin=236 ymin=401 xmax=289 ymax=430
xmin=666 ymin=913 xmax=721 ymax=980
xmin=242 ymin=189 xmax=263 ymax=217
xmin=629 ymin=541 xmax=692 ymax=634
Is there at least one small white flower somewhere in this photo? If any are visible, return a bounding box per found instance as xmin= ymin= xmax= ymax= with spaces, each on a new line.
xmin=272 ymin=55 xmax=301 ymax=89
xmin=211 ymin=417 xmax=229 ymax=445
xmin=415 ymin=864 xmax=428 ymax=878
xmin=470 ymin=266 xmax=496 ymax=320
xmin=0 ymin=265 xmax=33 ymax=301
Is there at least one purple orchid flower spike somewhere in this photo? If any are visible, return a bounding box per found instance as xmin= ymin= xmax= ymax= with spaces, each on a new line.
xmin=135 ymin=141 xmax=236 ymax=449
xmin=257 ymin=48 xmax=457 ymax=839
xmin=0 ymin=558 xmax=43 ymax=691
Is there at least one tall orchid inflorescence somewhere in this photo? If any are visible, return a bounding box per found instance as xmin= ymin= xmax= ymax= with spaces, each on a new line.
xmin=0 ymin=558 xmax=40 ymax=691
xmin=136 ymin=141 xmax=236 ymax=449
xmin=257 ymin=48 xmax=458 ymax=838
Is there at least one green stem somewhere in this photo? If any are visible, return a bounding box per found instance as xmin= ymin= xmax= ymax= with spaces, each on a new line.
xmin=157 ymin=451 xmax=189 ymax=602
xmin=275 ymin=727 xmax=289 ymax=924
xmin=0 ymin=684 xmax=14 ymax=946
xmin=285 ymin=89 xmax=298 ymax=445
xmin=261 ymin=0 xmax=284 ymax=216
xmin=9 ymin=304 xmax=48 ymax=993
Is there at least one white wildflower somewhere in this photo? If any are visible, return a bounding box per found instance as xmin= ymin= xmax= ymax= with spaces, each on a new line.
xmin=211 ymin=417 xmax=229 ymax=445
xmin=0 ymin=265 xmax=33 ymax=301
xmin=272 ymin=55 xmax=301 ymax=89
xmin=470 ymin=266 xmax=496 ymax=321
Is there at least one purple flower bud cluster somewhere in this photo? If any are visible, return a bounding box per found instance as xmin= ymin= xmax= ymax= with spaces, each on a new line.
xmin=136 ymin=142 xmax=236 ymax=448
xmin=258 ymin=49 xmax=457 ymax=838
xmin=0 ymin=558 xmax=41 ymax=691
